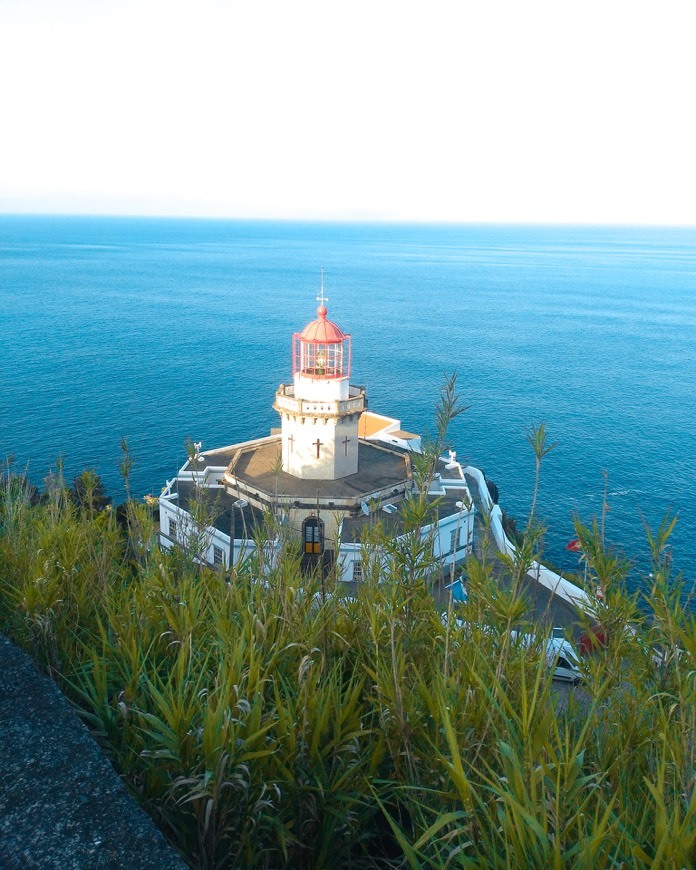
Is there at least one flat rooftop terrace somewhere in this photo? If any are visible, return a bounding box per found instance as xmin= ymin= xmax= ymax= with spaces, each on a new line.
xmin=230 ymin=438 xmax=411 ymax=501
xmin=186 ymin=445 xmax=240 ymax=471
xmin=341 ymin=489 xmax=470 ymax=542
xmin=165 ymin=480 xmax=264 ymax=537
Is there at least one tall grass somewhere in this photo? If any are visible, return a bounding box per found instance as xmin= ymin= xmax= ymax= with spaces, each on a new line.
xmin=1 ymin=459 xmax=695 ymax=867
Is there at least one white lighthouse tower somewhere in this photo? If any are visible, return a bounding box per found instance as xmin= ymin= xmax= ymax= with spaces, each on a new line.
xmin=274 ymin=279 xmax=366 ymax=480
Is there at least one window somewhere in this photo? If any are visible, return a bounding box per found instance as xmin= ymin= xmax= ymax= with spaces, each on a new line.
xmin=300 ymin=341 xmax=344 ymax=377
xmin=169 ymin=517 xmax=178 ymax=540
xmin=303 ymin=517 xmax=324 ymax=554
xmin=213 ymin=546 xmax=223 ymax=567
xmin=450 ymin=527 xmax=461 ymax=554
xmin=352 ymin=559 xmax=363 ymax=582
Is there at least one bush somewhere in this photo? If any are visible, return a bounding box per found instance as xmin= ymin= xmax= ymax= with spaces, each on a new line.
xmin=1 ymin=470 xmax=695 ymax=868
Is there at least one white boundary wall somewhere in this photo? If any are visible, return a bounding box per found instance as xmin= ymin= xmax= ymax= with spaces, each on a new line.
xmin=336 ymin=506 xmax=475 ymax=583
xmin=463 ymin=465 xmax=593 ymax=614
xmin=159 ymin=496 xmax=265 ymax=570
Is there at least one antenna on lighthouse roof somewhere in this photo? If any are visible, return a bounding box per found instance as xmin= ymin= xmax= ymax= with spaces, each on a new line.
xmin=317 ymin=266 xmax=329 ymax=307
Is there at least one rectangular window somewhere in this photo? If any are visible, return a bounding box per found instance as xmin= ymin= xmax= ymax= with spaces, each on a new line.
xmin=169 ymin=517 xmax=178 ymax=540
xmin=304 ymin=520 xmax=323 ymax=554
xmin=213 ymin=546 xmax=223 ymax=567
xmin=450 ymin=527 xmax=461 ymax=554
xmin=352 ymin=559 xmax=363 ymax=582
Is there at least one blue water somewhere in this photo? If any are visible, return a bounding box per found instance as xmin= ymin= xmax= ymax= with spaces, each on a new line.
xmin=1 ymin=215 xmax=695 ymax=592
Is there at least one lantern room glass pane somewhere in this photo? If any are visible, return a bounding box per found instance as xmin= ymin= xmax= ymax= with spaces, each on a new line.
xmin=294 ymin=335 xmax=350 ymax=379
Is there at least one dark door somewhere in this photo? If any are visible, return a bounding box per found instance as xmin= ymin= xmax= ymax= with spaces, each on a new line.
xmin=303 ymin=517 xmax=323 ymax=554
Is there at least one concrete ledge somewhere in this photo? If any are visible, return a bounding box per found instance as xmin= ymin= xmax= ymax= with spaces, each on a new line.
xmin=0 ymin=635 xmax=186 ymax=869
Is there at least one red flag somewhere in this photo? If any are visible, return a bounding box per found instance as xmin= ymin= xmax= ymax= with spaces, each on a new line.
xmin=566 ymin=539 xmax=582 ymax=552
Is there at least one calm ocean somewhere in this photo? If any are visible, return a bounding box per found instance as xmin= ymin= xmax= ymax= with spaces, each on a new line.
xmin=1 ymin=216 xmax=695 ymax=593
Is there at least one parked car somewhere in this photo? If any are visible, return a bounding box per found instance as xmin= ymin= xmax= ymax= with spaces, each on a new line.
xmin=510 ymin=628 xmax=583 ymax=683
xmin=442 ymin=614 xmax=583 ymax=684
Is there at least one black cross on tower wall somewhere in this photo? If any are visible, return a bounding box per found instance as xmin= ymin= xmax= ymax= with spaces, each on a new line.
xmin=314 ymin=438 xmax=323 ymax=458
xmin=342 ymin=436 xmax=351 ymax=456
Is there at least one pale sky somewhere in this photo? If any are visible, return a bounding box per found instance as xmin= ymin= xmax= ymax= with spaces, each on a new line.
xmin=1 ymin=0 xmax=694 ymax=224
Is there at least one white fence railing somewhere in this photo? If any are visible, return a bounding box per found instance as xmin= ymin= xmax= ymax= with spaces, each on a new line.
xmin=464 ymin=465 xmax=592 ymax=614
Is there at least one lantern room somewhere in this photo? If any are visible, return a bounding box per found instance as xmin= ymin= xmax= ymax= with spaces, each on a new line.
xmin=292 ymin=305 xmax=352 ymax=381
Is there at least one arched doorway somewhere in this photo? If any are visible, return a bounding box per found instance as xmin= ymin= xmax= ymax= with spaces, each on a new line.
xmin=302 ymin=516 xmax=324 ymax=555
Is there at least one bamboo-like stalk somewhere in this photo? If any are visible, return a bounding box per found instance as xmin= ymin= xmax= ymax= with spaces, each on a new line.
xmin=1 ymin=436 xmax=695 ymax=867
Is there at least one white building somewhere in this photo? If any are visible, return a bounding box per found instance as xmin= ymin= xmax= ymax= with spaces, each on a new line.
xmin=159 ymin=291 xmax=475 ymax=582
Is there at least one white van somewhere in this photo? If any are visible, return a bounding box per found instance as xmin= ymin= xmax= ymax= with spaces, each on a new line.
xmin=442 ymin=617 xmax=583 ymax=684
xmin=510 ymin=628 xmax=583 ymax=683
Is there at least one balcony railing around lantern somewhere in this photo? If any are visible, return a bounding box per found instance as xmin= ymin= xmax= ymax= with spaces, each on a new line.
xmin=292 ymin=334 xmax=352 ymax=380
xmin=277 ymin=384 xmax=365 ymax=399
xmin=274 ymin=385 xmax=366 ymax=418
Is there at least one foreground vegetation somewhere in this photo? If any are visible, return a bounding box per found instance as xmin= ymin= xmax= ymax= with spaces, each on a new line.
xmin=1 ymin=458 xmax=695 ymax=868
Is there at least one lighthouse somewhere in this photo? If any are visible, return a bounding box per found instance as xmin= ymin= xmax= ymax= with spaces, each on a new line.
xmin=274 ymin=283 xmax=366 ymax=480
xmin=158 ymin=274 xmax=475 ymax=578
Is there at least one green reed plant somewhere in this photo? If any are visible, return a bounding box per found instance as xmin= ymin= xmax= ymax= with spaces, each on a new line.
xmin=1 ymin=437 xmax=695 ymax=866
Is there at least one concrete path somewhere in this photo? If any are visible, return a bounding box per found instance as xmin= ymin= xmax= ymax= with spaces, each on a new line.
xmin=0 ymin=635 xmax=186 ymax=869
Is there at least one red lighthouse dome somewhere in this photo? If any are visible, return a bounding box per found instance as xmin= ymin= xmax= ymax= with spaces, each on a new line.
xmin=299 ymin=305 xmax=347 ymax=343
xmin=293 ymin=303 xmax=352 ymax=380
